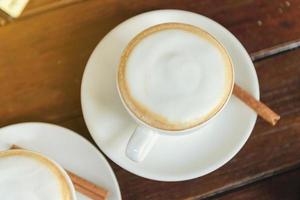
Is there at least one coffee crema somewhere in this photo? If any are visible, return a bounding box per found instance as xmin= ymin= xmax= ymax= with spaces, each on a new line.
xmin=0 ymin=150 xmax=72 ymax=200
xmin=118 ymin=23 xmax=233 ymax=131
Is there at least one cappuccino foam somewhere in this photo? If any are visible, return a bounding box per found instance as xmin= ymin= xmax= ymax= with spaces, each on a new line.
xmin=0 ymin=150 xmax=72 ymax=200
xmin=118 ymin=23 xmax=233 ymax=131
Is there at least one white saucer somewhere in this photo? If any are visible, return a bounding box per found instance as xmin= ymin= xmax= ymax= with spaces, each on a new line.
xmin=0 ymin=122 xmax=121 ymax=200
xmin=81 ymin=10 xmax=259 ymax=181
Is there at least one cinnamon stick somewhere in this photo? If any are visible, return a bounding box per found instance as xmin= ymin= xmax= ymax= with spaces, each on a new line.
xmin=67 ymin=170 xmax=108 ymax=198
xmin=233 ymin=84 xmax=280 ymax=125
xmin=10 ymin=145 xmax=108 ymax=200
xmin=74 ymin=183 xmax=105 ymax=200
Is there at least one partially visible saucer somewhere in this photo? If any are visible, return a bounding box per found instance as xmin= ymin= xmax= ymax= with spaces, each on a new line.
xmin=81 ymin=9 xmax=259 ymax=181
xmin=0 ymin=122 xmax=122 ymax=200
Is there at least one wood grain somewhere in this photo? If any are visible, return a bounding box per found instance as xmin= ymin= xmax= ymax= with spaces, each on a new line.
xmin=1 ymin=1 xmax=300 ymax=199
xmin=1 ymin=0 xmax=300 ymax=127
xmin=215 ymin=168 xmax=300 ymax=200
xmin=60 ymin=49 xmax=300 ymax=200
xmin=1 ymin=0 xmax=300 ymax=53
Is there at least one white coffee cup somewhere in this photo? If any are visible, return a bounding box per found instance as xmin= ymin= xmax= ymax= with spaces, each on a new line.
xmin=0 ymin=149 xmax=77 ymax=200
xmin=117 ymin=23 xmax=234 ymax=162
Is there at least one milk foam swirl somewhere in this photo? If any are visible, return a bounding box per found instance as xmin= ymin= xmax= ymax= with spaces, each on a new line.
xmin=118 ymin=23 xmax=233 ymax=131
xmin=0 ymin=150 xmax=72 ymax=200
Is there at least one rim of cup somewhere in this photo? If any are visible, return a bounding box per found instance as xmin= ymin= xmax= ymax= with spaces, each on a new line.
xmin=0 ymin=149 xmax=77 ymax=200
xmin=117 ymin=22 xmax=234 ymax=133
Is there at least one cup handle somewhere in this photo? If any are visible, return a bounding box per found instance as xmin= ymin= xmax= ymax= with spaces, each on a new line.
xmin=126 ymin=125 xmax=158 ymax=162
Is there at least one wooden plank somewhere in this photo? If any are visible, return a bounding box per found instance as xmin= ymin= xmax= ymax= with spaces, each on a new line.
xmin=60 ymin=49 xmax=300 ymax=200
xmin=0 ymin=1 xmax=300 ymax=199
xmin=1 ymin=0 xmax=300 ymax=127
xmin=215 ymin=168 xmax=300 ymax=200
xmin=0 ymin=0 xmax=300 ymax=53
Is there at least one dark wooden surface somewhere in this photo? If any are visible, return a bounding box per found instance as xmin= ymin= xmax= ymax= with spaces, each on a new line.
xmin=0 ymin=0 xmax=300 ymax=199
xmin=215 ymin=168 xmax=300 ymax=200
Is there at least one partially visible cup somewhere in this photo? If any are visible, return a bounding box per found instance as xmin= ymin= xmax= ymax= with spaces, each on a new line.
xmin=117 ymin=23 xmax=234 ymax=162
xmin=0 ymin=149 xmax=77 ymax=200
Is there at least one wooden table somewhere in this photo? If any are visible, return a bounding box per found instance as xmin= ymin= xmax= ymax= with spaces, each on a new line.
xmin=1 ymin=0 xmax=299 ymax=199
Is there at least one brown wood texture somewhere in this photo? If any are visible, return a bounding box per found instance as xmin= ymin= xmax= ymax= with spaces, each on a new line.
xmin=1 ymin=0 xmax=300 ymax=199
xmin=1 ymin=0 xmax=300 ymax=127
xmin=1 ymin=0 xmax=300 ymax=51
xmin=215 ymin=168 xmax=300 ymax=200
